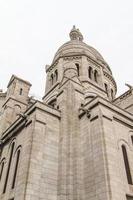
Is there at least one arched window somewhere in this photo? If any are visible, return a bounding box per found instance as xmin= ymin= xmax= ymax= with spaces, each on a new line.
xmin=12 ymin=149 xmax=21 ymax=189
xmin=104 ymin=83 xmax=108 ymax=97
xmin=94 ymin=70 xmax=98 ymax=82
xmin=122 ymin=145 xmax=132 ymax=185
xmin=51 ymin=74 xmax=54 ymax=86
xmin=19 ymin=88 xmax=23 ymax=95
xmin=55 ymin=70 xmax=58 ymax=81
xmin=3 ymin=142 xmax=15 ymax=193
xmin=14 ymin=105 xmax=21 ymax=117
xmin=0 ymin=161 xmax=5 ymax=181
xmin=111 ymin=89 xmax=114 ymax=100
xmin=75 ymin=63 xmax=80 ymax=76
xmin=88 ymin=66 xmax=92 ymax=79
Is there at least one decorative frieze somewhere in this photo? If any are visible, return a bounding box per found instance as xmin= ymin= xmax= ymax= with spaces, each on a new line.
xmin=46 ymin=60 xmax=59 ymax=73
xmin=63 ymin=55 xmax=82 ymax=61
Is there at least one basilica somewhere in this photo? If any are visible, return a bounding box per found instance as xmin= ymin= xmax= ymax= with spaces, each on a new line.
xmin=0 ymin=26 xmax=133 ymax=200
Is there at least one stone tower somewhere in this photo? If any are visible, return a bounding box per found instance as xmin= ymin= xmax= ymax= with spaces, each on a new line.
xmin=0 ymin=27 xmax=133 ymax=200
xmin=0 ymin=75 xmax=31 ymax=134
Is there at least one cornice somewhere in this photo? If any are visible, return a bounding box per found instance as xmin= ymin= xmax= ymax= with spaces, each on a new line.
xmin=79 ymin=96 xmax=133 ymax=124
xmin=0 ymin=100 xmax=61 ymax=145
xmin=113 ymin=89 xmax=132 ymax=103
xmin=46 ymin=60 xmax=59 ymax=73
xmin=82 ymin=80 xmax=106 ymax=93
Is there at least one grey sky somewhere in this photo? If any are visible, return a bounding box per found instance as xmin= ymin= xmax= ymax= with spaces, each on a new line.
xmin=0 ymin=0 xmax=133 ymax=98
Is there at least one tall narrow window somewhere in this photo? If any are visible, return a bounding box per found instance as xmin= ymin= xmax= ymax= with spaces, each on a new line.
xmin=94 ymin=70 xmax=98 ymax=82
xmin=75 ymin=63 xmax=80 ymax=76
xmin=19 ymin=88 xmax=23 ymax=95
xmin=0 ymin=161 xmax=4 ymax=181
xmin=55 ymin=70 xmax=58 ymax=81
xmin=111 ymin=89 xmax=114 ymax=100
xmin=3 ymin=142 xmax=15 ymax=193
xmin=131 ymin=136 xmax=133 ymax=145
xmin=51 ymin=74 xmax=54 ymax=85
xmin=122 ymin=145 xmax=132 ymax=184
xmin=104 ymin=83 xmax=108 ymax=97
xmin=88 ymin=66 xmax=92 ymax=79
xmin=12 ymin=149 xmax=20 ymax=189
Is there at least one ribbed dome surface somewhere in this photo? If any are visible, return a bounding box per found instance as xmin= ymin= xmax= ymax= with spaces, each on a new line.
xmin=52 ymin=40 xmax=104 ymax=63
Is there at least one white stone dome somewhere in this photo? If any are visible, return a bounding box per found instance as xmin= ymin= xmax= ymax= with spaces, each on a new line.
xmin=52 ymin=26 xmax=112 ymax=74
xmin=52 ymin=39 xmax=105 ymax=63
xmin=52 ymin=26 xmax=106 ymax=64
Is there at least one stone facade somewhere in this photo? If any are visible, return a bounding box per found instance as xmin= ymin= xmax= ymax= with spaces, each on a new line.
xmin=0 ymin=26 xmax=133 ymax=200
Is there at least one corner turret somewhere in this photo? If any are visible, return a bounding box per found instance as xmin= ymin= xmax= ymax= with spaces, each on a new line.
xmin=0 ymin=75 xmax=31 ymax=134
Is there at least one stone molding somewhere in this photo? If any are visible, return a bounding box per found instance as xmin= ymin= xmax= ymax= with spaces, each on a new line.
xmin=103 ymin=70 xmax=117 ymax=91
xmin=80 ymin=96 xmax=133 ymax=123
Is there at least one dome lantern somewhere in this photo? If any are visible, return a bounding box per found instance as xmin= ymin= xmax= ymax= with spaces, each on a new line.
xmin=69 ymin=25 xmax=83 ymax=41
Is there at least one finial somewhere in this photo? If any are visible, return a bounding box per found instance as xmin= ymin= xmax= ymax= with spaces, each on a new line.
xmin=69 ymin=26 xmax=83 ymax=41
xmin=73 ymin=25 xmax=76 ymax=29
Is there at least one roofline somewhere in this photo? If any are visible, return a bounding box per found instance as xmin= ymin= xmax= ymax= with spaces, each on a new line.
xmin=7 ymin=74 xmax=32 ymax=88
xmin=0 ymin=100 xmax=61 ymax=145
xmin=113 ymin=89 xmax=133 ymax=102
xmin=79 ymin=95 xmax=133 ymax=126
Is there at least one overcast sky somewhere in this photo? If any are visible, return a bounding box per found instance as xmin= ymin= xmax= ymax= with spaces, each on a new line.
xmin=0 ymin=0 xmax=133 ymax=99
